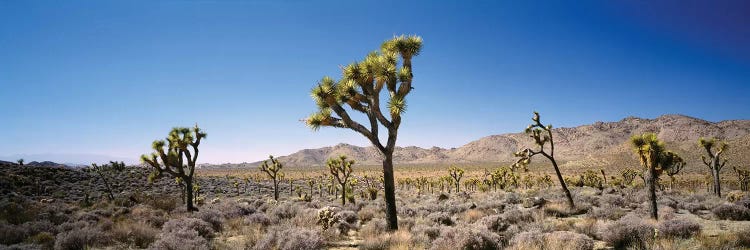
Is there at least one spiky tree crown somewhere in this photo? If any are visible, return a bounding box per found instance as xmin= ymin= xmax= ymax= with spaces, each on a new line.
xmin=327 ymin=155 xmax=354 ymax=182
xmin=305 ymin=35 xmax=422 ymax=136
xmin=141 ymin=125 xmax=206 ymax=179
xmin=448 ymin=166 xmax=464 ymax=179
xmin=630 ymin=133 xmax=683 ymax=175
xmin=260 ymin=155 xmax=283 ymax=178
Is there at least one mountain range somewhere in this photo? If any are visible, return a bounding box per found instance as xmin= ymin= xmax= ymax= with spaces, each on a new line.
xmin=208 ymin=114 xmax=750 ymax=173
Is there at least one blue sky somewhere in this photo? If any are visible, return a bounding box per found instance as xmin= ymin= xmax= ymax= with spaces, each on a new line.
xmin=1 ymin=1 xmax=749 ymax=164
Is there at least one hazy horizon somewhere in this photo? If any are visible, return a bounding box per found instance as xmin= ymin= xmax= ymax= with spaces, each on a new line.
xmin=2 ymin=1 xmax=749 ymax=164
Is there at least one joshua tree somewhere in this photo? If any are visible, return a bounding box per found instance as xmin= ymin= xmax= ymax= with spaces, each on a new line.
xmin=448 ymin=166 xmax=464 ymax=192
xmin=514 ymin=112 xmax=574 ymax=209
xmin=699 ymin=138 xmax=729 ymax=197
xmin=304 ymin=35 xmax=422 ymax=230
xmin=733 ymin=166 xmax=750 ymax=192
xmin=620 ymin=168 xmax=639 ymax=187
xmin=259 ymin=155 xmax=283 ymax=201
xmin=630 ymin=133 xmax=683 ymax=220
xmin=327 ymin=155 xmax=354 ymax=205
xmin=16 ymin=159 xmax=23 ymax=166
xmin=664 ymin=153 xmax=686 ymax=190
xmin=141 ymin=125 xmax=206 ymax=212
xmin=89 ymin=161 xmax=125 ymax=202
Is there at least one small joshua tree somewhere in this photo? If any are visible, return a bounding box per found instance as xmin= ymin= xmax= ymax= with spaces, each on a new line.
xmin=733 ymin=166 xmax=750 ymax=192
xmin=327 ymin=155 xmax=354 ymax=205
xmin=514 ymin=112 xmax=574 ymax=209
xmin=448 ymin=166 xmax=464 ymax=193
xmin=665 ymin=154 xmax=686 ymax=190
xmin=305 ymin=35 xmax=422 ymax=230
xmin=17 ymin=159 xmax=24 ymax=166
xmin=630 ymin=133 xmax=683 ymax=220
xmin=141 ymin=125 xmax=206 ymax=212
xmin=89 ymin=161 xmax=125 ymax=202
xmin=699 ymin=138 xmax=729 ymax=197
xmin=620 ymin=168 xmax=639 ymax=187
xmin=259 ymin=155 xmax=283 ymax=201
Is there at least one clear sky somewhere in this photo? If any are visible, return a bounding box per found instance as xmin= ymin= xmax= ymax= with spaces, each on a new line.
xmin=1 ymin=1 xmax=749 ymax=164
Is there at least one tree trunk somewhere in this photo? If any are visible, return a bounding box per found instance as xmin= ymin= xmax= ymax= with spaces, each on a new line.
xmin=713 ymin=167 xmax=722 ymax=198
xmin=549 ymin=156 xmax=575 ymax=209
xmin=185 ymin=178 xmax=198 ymax=212
xmin=383 ymin=155 xmax=398 ymax=231
xmin=341 ymin=183 xmax=346 ymax=205
xmin=273 ymin=179 xmax=279 ymax=201
xmin=647 ymin=166 xmax=658 ymax=220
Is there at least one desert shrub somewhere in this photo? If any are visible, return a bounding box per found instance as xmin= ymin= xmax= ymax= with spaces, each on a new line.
xmin=0 ymin=222 xmax=28 ymax=245
xmin=412 ymin=224 xmax=441 ymax=241
xmin=501 ymin=208 xmax=533 ymax=224
xmin=427 ymin=212 xmax=454 ymax=226
xmin=572 ymin=218 xmax=598 ymax=239
xmin=357 ymin=206 xmax=379 ymax=223
xmin=712 ymin=203 xmax=750 ymax=221
xmin=196 ymin=209 xmax=224 ymax=231
xmin=600 ymin=214 xmax=655 ymax=249
xmin=142 ymin=195 xmax=179 ymax=212
xmin=599 ymin=194 xmax=626 ymax=207
xmin=245 ymin=213 xmax=271 ymax=227
xmin=657 ymin=219 xmax=701 ymax=239
xmin=56 ymin=221 xmax=87 ymax=232
xmin=681 ymin=193 xmax=722 ymax=212
xmin=54 ymin=226 xmax=110 ymax=250
xmin=213 ymin=200 xmax=255 ymax=219
xmin=24 ymin=232 xmax=55 ymax=249
xmin=0 ymin=243 xmax=43 ymax=250
xmin=508 ymin=230 xmax=545 ymax=250
xmin=131 ymin=205 xmax=168 ymax=227
xmin=335 ymin=210 xmax=358 ymax=224
xmin=269 ymin=202 xmax=300 ymax=222
xmin=735 ymin=197 xmax=750 ymax=210
xmin=360 ymin=218 xmax=388 ymax=239
xmin=161 ymin=218 xmax=214 ymax=239
xmin=736 ymin=227 xmax=750 ymax=247
xmin=253 ymin=227 xmax=324 ymax=250
xmin=544 ymin=231 xmax=594 ymax=250
xmin=543 ymin=202 xmax=589 ymax=218
xmin=111 ymin=221 xmax=159 ymax=248
xmin=150 ymin=227 xmax=209 ymax=250
xmin=475 ymin=215 xmax=509 ymax=233
xmin=504 ymin=193 xmax=521 ymax=204
xmin=429 ymin=226 xmax=503 ymax=250
xmin=588 ymin=204 xmax=626 ymax=220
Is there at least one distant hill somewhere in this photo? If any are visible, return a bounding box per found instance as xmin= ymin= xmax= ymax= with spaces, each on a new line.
xmin=207 ymin=114 xmax=750 ymax=173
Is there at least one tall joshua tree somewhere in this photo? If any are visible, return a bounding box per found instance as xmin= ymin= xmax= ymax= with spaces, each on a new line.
xmin=141 ymin=125 xmax=206 ymax=212
xmin=327 ymin=155 xmax=354 ymax=205
xmin=630 ymin=133 xmax=683 ymax=220
xmin=304 ymin=35 xmax=422 ymax=231
xmin=17 ymin=159 xmax=24 ymax=166
xmin=259 ymin=155 xmax=283 ymax=201
xmin=514 ymin=112 xmax=574 ymax=209
xmin=699 ymin=137 xmax=728 ymax=197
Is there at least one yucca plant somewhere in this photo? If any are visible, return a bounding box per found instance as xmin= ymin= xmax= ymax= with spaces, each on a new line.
xmin=664 ymin=152 xmax=686 ymax=190
xmin=699 ymin=137 xmax=729 ymax=197
xmin=141 ymin=125 xmax=206 ymax=212
xmin=327 ymin=155 xmax=354 ymax=205
xmin=304 ymin=35 xmax=422 ymax=230
xmin=259 ymin=155 xmax=283 ymax=201
xmin=514 ymin=112 xmax=574 ymax=209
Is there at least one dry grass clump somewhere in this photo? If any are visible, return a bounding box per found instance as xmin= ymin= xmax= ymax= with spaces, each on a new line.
xmin=543 ymin=202 xmax=589 ymax=218
xmin=508 ymin=230 xmax=594 ymax=250
xmin=53 ymin=225 xmax=111 ymax=250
